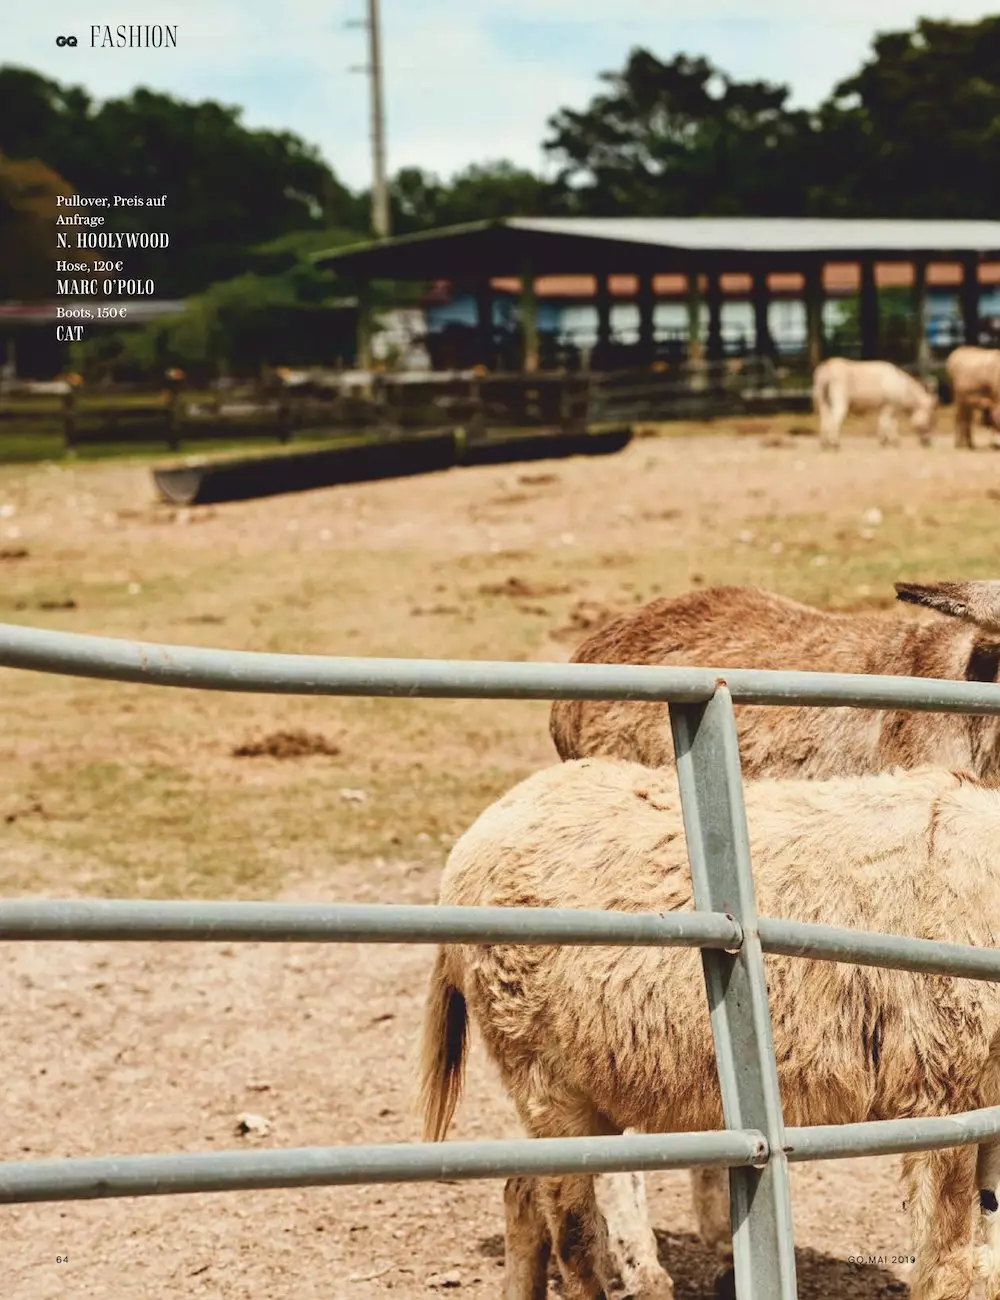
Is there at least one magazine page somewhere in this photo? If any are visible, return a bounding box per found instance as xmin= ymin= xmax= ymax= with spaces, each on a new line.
xmin=3 ymin=4 xmax=1000 ymax=1297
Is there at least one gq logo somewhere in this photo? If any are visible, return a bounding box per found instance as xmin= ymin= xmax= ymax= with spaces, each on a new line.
xmin=55 ymin=35 xmax=78 ymax=46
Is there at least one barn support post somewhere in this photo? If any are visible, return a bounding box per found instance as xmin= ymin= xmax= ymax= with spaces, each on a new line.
xmin=706 ymin=269 xmax=724 ymax=364
xmin=859 ymin=259 xmax=879 ymax=360
xmin=356 ymin=281 xmax=374 ymax=373
xmin=474 ymin=281 xmax=493 ymax=371
xmin=520 ymin=260 xmax=539 ymax=374
xmin=960 ymin=255 xmax=980 ymax=347
xmin=804 ymin=261 xmax=824 ymax=372
xmin=705 ymin=269 xmax=724 ymax=397
xmin=638 ymin=271 xmax=656 ymax=367
xmin=596 ymin=273 xmax=612 ymax=366
xmin=751 ymin=268 xmax=775 ymax=363
xmin=686 ymin=270 xmax=703 ymax=363
xmin=912 ymin=257 xmax=930 ymax=375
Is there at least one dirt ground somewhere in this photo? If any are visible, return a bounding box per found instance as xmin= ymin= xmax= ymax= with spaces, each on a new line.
xmin=3 ymin=413 xmax=1000 ymax=1298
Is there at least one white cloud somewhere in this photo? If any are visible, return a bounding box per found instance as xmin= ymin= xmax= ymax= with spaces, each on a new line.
xmin=3 ymin=1 xmax=998 ymax=189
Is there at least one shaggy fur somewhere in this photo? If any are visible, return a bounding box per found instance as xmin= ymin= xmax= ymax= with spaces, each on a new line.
xmin=945 ymin=347 xmax=1000 ymax=450
xmin=812 ymin=357 xmax=938 ymax=449
xmin=549 ymin=578 xmax=1000 ymax=1288
xmin=420 ymin=760 xmax=1000 ymax=1299
xmin=550 ymin=581 xmax=1000 ymax=781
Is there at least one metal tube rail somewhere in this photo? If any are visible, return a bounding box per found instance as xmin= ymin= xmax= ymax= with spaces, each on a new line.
xmin=786 ymin=1106 xmax=1000 ymax=1161
xmin=2 ymin=623 xmax=1000 ymax=713
xmin=0 ymin=1132 xmax=767 ymax=1205
xmin=3 ymin=901 xmax=1000 ymax=985
xmin=6 ymin=1104 xmax=1000 ymax=1205
xmin=0 ymin=899 xmax=742 ymax=949
xmin=758 ymin=916 xmax=1000 ymax=982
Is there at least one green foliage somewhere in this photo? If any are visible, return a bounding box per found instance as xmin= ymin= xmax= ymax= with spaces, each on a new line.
xmin=544 ymin=49 xmax=815 ymax=215
xmin=0 ymin=67 xmax=366 ymax=296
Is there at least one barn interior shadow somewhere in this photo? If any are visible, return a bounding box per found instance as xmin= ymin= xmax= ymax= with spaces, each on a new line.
xmin=476 ymin=1230 xmax=908 ymax=1297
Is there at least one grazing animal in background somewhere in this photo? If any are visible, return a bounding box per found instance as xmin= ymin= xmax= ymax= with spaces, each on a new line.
xmin=420 ymin=759 xmax=1000 ymax=1300
xmin=945 ymin=347 xmax=1000 ymax=449
xmin=549 ymin=578 xmax=1000 ymax=1289
xmin=812 ymin=357 xmax=938 ymax=449
xmin=550 ymin=580 xmax=1000 ymax=781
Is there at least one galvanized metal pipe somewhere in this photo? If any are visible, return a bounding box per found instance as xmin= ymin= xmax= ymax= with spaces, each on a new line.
xmin=0 ymin=899 xmax=743 ymax=949
xmin=2 ymin=623 xmax=1000 ymax=713
xmin=785 ymin=1105 xmax=1000 ymax=1160
xmin=4 ymin=902 xmax=1000 ymax=985
xmin=671 ymin=691 xmax=798 ymax=1299
xmin=759 ymin=916 xmax=1000 ymax=982
xmin=0 ymin=1131 xmax=767 ymax=1204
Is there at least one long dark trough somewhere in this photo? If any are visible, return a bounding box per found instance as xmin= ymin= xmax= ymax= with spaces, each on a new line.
xmin=461 ymin=427 xmax=631 ymax=466
xmin=152 ymin=431 xmax=459 ymax=506
xmin=152 ymin=427 xmax=633 ymax=507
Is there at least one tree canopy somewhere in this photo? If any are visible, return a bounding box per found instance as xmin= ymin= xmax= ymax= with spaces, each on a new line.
xmin=4 ymin=14 xmax=1000 ymax=377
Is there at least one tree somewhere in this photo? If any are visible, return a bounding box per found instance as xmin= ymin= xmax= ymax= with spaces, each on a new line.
xmin=0 ymin=151 xmax=83 ymax=301
xmin=0 ymin=67 xmax=366 ymax=296
xmin=543 ymin=49 xmax=815 ymax=215
xmin=815 ymin=17 xmax=1000 ymax=217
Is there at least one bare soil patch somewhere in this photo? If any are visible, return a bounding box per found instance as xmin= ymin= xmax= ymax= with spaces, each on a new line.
xmin=3 ymin=415 xmax=999 ymax=1295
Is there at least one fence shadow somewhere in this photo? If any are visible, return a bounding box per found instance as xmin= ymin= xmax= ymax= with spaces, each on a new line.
xmin=474 ymin=1228 xmax=907 ymax=1296
xmin=654 ymin=1229 xmax=907 ymax=1298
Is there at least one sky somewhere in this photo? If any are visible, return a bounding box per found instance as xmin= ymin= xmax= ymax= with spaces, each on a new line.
xmin=5 ymin=2 xmax=999 ymax=191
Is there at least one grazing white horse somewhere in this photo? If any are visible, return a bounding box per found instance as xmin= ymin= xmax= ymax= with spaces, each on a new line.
xmin=812 ymin=357 xmax=937 ymax=449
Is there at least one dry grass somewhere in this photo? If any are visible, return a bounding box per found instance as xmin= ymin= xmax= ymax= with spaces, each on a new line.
xmin=1 ymin=412 xmax=999 ymax=902
xmin=4 ymin=412 xmax=1000 ymax=1297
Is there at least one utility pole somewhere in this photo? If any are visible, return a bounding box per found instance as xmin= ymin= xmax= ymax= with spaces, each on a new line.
xmin=368 ymin=0 xmax=390 ymax=238
xmin=348 ymin=1 xmax=390 ymax=239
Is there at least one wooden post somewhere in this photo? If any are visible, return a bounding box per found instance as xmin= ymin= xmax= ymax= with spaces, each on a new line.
xmin=706 ymin=269 xmax=723 ymax=363
xmin=752 ymin=269 xmax=775 ymax=362
xmin=62 ymin=387 xmax=76 ymax=448
xmin=474 ymin=280 xmax=493 ymax=370
xmin=596 ymin=274 xmax=612 ymax=364
xmin=687 ymin=271 xmax=703 ymax=362
xmin=859 ymin=259 xmax=879 ymax=359
xmin=912 ymin=257 xmax=930 ymax=374
xmin=638 ymin=271 xmax=655 ymax=366
xmin=356 ymin=282 xmax=374 ymax=371
xmin=804 ymin=261 xmax=824 ymax=372
xmin=520 ymin=260 xmax=539 ymax=374
xmin=960 ymin=255 xmax=980 ymax=346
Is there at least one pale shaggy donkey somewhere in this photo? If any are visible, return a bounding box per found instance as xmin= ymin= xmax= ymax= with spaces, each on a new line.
xmin=945 ymin=346 xmax=1000 ymax=450
xmin=812 ymin=357 xmax=938 ymax=449
xmin=550 ymin=580 xmax=1000 ymax=781
xmin=549 ymin=578 xmax=1000 ymax=1289
xmin=420 ymin=759 xmax=1000 ymax=1300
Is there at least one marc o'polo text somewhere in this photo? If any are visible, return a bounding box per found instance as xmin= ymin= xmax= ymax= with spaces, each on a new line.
xmin=57 ymin=279 xmax=155 ymax=295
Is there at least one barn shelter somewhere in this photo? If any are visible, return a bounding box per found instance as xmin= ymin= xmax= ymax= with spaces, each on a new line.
xmin=314 ymin=217 xmax=1000 ymax=373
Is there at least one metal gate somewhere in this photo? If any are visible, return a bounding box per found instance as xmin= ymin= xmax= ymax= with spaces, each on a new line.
xmin=3 ymin=620 xmax=1000 ymax=1298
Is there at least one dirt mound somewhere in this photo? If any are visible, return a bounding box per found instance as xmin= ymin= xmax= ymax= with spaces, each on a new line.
xmin=477 ymin=575 xmax=572 ymax=599
xmin=550 ymin=598 xmax=623 ymax=643
xmin=232 ymin=729 xmax=341 ymax=759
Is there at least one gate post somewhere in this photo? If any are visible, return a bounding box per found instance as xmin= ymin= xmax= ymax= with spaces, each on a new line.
xmin=670 ymin=686 xmax=797 ymax=1300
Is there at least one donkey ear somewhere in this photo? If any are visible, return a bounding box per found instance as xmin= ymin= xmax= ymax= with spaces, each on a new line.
xmin=894 ymin=581 xmax=970 ymax=619
xmin=895 ymin=580 xmax=1000 ymax=632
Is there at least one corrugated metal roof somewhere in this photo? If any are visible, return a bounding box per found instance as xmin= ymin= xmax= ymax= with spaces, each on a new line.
xmin=313 ymin=217 xmax=1000 ymax=280
xmin=508 ymin=217 xmax=1000 ymax=253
